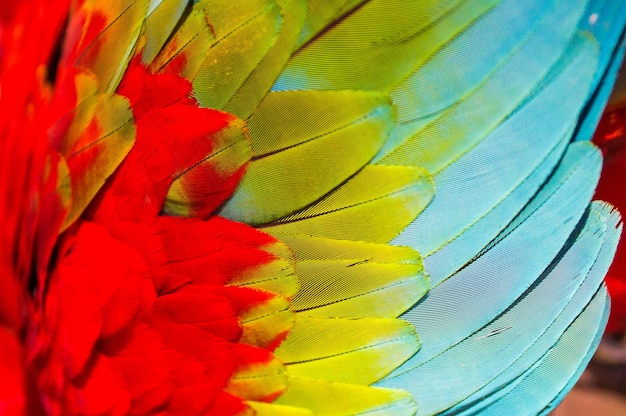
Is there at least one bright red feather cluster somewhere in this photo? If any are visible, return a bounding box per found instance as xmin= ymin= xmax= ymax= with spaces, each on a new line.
xmin=0 ymin=1 xmax=289 ymax=415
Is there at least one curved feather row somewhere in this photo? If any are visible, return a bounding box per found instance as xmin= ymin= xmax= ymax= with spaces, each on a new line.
xmin=1 ymin=0 xmax=626 ymax=415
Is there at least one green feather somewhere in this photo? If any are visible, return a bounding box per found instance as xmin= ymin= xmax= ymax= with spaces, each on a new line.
xmin=220 ymin=90 xmax=394 ymax=224
xmin=224 ymin=0 xmax=307 ymax=118
xmin=276 ymin=316 xmax=420 ymax=384
xmin=192 ymin=0 xmax=283 ymax=109
xmin=262 ymin=165 xmax=434 ymax=243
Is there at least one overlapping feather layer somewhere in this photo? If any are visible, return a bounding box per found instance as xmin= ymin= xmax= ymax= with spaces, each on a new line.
xmin=1 ymin=0 xmax=625 ymax=415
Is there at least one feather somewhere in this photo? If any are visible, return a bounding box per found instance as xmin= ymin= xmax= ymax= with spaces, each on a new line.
xmin=276 ymin=233 xmax=421 ymax=264
xmin=142 ymin=0 xmax=189 ymax=64
xmin=61 ymin=92 xmax=136 ymax=228
xmin=191 ymin=0 xmax=283 ymax=110
xmin=288 ymin=259 xmax=428 ymax=318
xmin=247 ymin=400 xmax=314 ymax=415
xmin=163 ymin=117 xmax=251 ymax=219
xmin=378 ymin=0 xmax=589 ymax=164
xmin=225 ymin=344 xmax=287 ymax=402
xmin=275 ymin=316 xmax=420 ymax=384
xmin=476 ymin=287 xmax=609 ymax=415
xmin=49 ymin=68 xmax=135 ymax=230
xmin=378 ymin=202 xmax=619 ymax=415
xmin=67 ymin=0 xmax=149 ymax=91
xmin=569 ymin=1 xmax=626 ymax=147
xmin=274 ymin=377 xmax=417 ymax=415
xmin=393 ymin=29 xmax=598 ymax=274
xmin=220 ymin=90 xmax=393 ymax=224
xmin=149 ymin=7 xmax=214 ymax=78
xmin=236 ymin=291 xmax=294 ymax=349
xmin=387 ymin=142 xmax=601 ymax=371
xmin=2 ymin=1 xmax=626 ymax=414
xmin=447 ymin=202 xmax=622 ymax=415
xmin=275 ymin=0 xmax=495 ymax=92
xmin=223 ymin=0 xmax=307 ymax=119
xmin=378 ymin=1 xmax=591 ymax=172
xmin=295 ymin=0 xmax=367 ymax=47
xmin=273 ymin=234 xmax=429 ymax=317
xmin=420 ymin=139 xmax=569 ymax=285
xmin=154 ymin=216 xmax=299 ymax=298
xmin=263 ymin=165 xmax=434 ymax=242
xmin=85 ymin=60 xmax=250 ymax=225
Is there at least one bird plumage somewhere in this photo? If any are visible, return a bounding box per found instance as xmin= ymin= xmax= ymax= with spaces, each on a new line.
xmin=1 ymin=0 xmax=625 ymax=415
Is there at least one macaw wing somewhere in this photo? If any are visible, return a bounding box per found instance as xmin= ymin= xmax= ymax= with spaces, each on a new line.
xmin=210 ymin=0 xmax=626 ymax=414
xmin=447 ymin=202 xmax=621 ymax=415
xmin=32 ymin=0 xmax=626 ymax=415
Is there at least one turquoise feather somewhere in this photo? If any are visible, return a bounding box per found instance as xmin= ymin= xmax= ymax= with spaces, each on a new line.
xmin=540 ymin=299 xmax=608 ymax=415
xmin=261 ymin=1 xmax=626 ymax=412
xmin=448 ymin=202 xmax=621 ymax=415
xmin=477 ymin=288 xmax=609 ymax=415
xmin=377 ymin=0 xmax=590 ymax=166
xmin=379 ymin=202 xmax=615 ymax=415
xmin=381 ymin=142 xmax=601 ymax=371
xmin=392 ymin=31 xmax=597 ymax=268
xmin=179 ymin=0 xmax=626 ymax=413
xmin=419 ymin=139 xmax=569 ymax=286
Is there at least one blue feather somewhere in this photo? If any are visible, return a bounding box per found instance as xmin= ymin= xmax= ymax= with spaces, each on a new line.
xmin=380 ymin=202 xmax=609 ymax=415
xmin=264 ymin=1 xmax=626 ymax=413
xmin=574 ymin=37 xmax=626 ymax=142
xmin=422 ymin=137 xmax=568 ymax=286
xmin=376 ymin=0 xmax=590 ymax=164
xmin=477 ymin=287 xmax=609 ymax=415
xmin=444 ymin=202 xmax=622 ymax=415
xmin=540 ymin=301 xmax=608 ymax=415
xmin=391 ymin=32 xmax=597 ymax=275
xmin=379 ymin=142 xmax=601 ymax=378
